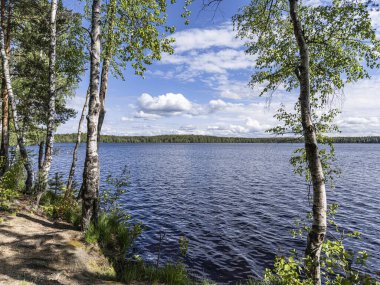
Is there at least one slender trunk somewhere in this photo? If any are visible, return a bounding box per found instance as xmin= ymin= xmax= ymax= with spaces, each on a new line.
xmin=64 ymin=87 xmax=90 ymax=202
xmin=97 ymin=57 xmax=110 ymax=141
xmin=36 ymin=0 xmax=58 ymax=207
xmin=38 ymin=141 xmax=44 ymax=171
xmin=0 ymin=0 xmax=11 ymax=175
xmin=289 ymin=1 xmax=327 ymax=284
xmin=0 ymin=16 xmax=33 ymax=193
xmin=82 ymin=0 xmax=102 ymax=231
xmin=97 ymin=0 xmax=116 ymax=141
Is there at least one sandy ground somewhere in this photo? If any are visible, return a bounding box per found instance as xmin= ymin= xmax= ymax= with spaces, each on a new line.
xmin=0 ymin=204 xmax=129 ymax=285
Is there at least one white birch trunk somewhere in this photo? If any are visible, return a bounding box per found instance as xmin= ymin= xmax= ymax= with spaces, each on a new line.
xmin=0 ymin=14 xmax=34 ymax=193
xmin=36 ymin=0 xmax=58 ymax=207
xmin=81 ymin=0 xmax=102 ymax=231
xmin=97 ymin=0 xmax=116 ymax=141
xmin=0 ymin=0 xmax=10 ymax=175
xmin=65 ymin=87 xmax=90 ymax=201
xmin=289 ymin=1 xmax=327 ymax=284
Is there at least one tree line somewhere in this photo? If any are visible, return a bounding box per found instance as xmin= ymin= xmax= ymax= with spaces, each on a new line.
xmin=55 ymin=134 xmax=380 ymax=144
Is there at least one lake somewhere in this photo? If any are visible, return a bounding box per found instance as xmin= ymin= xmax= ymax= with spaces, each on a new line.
xmin=44 ymin=143 xmax=380 ymax=284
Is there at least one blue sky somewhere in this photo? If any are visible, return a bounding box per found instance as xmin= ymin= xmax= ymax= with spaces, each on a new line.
xmin=59 ymin=0 xmax=380 ymax=137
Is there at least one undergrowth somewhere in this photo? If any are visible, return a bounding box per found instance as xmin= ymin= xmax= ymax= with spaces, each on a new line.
xmin=0 ymin=158 xmax=24 ymax=211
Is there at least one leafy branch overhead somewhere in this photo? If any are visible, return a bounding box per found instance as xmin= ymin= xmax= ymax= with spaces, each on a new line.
xmin=234 ymin=0 xmax=380 ymax=100
xmin=82 ymin=0 xmax=178 ymax=79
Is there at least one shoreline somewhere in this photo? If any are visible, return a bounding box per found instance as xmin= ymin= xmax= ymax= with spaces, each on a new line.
xmin=54 ymin=134 xmax=380 ymax=144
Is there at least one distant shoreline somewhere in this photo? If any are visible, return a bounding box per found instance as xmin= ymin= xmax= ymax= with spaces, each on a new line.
xmin=55 ymin=134 xmax=380 ymax=144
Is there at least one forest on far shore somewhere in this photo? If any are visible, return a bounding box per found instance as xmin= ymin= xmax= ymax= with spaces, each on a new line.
xmin=55 ymin=134 xmax=380 ymax=144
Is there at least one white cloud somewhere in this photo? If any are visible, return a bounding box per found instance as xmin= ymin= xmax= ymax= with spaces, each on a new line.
xmin=208 ymin=99 xmax=243 ymax=112
xmin=134 ymin=111 xmax=162 ymax=120
xmin=206 ymin=118 xmax=269 ymax=135
xmin=172 ymin=24 xmax=242 ymax=53
xmin=162 ymin=49 xmax=255 ymax=75
xmin=337 ymin=116 xmax=380 ymax=136
xmin=135 ymin=93 xmax=249 ymax=119
xmin=138 ymin=93 xmax=193 ymax=115
xmin=121 ymin=116 xmax=134 ymax=122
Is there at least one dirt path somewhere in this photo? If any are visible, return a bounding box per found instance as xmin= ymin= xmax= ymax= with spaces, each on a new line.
xmin=0 ymin=207 xmax=124 ymax=285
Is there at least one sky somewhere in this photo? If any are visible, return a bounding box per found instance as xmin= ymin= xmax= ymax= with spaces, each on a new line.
xmin=59 ymin=0 xmax=380 ymax=137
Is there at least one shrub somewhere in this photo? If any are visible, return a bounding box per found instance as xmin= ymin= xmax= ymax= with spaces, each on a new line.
xmin=84 ymin=211 xmax=142 ymax=279
xmin=0 ymin=158 xmax=25 ymax=210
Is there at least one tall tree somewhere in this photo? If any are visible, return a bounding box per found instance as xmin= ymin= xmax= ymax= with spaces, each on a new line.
xmin=65 ymin=87 xmax=90 ymax=202
xmin=36 ymin=0 xmax=58 ymax=206
xmin=288 ymin=1 xmax=326 ymax=282
xmin=12 ymin=0 xmax=83 ymax=135
xmin=97 ymin=0 xmax=116 ymax=140
xmin=0 ymin=0 xmax=11 ymax=175
xmin=0 ymin=3 xmax=34 ymax=193
xmin=234 ymin=0 xmax=380 ymax=283
xmin=81 ymin=0 xmax=176 ymax=229
xmin=81 ymin=0 xmax=102 ymax=230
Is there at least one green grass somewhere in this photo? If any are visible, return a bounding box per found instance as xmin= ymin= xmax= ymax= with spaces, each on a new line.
xmin=121 ymin=261 xmax=192 ymax=285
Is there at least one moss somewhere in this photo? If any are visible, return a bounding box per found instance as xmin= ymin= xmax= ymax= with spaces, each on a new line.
xmin=67 ymin=239 xmax=85 ymax=249
xmin=88 ymin=258 xmax=117 ymax=280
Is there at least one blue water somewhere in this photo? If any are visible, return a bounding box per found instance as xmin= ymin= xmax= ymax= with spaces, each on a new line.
xmin=44 ymin=143 xmax=379 ymax=284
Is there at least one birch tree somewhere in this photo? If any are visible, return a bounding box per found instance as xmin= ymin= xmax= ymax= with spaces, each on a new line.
xmin=81 ymin=0 xmax=177 ymax=230
xmin=0 ymin=0 xmax=11 ymax=175
xmin=234 ymin=1 xmax=380 ymax=284
xmin=81 ymin=0 xmax=102 ymax=230
xmin=65 ymin=88 xmax=89 ymax=201
xmin=36 ymin=0 xmax=58 ymax=206
xmin=0 ymin=4 xmax=34 ymax=194
xmin=12 ymin=0 xmax=84 ymax=135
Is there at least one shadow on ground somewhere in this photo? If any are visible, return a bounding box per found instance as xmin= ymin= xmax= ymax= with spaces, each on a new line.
xmin=0 ymin=211 xmax=119 ymax=285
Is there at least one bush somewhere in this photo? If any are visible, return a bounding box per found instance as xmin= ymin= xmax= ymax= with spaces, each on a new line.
xmin=84 ymin=211 xmax=142 ymax=279
xmin=39 ymin=190 xmax=81 ymax=227
xmin=0 ymin=159 xmax=25 ymax=210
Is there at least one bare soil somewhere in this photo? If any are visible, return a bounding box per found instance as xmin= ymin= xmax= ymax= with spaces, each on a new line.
xmin=0 ymin=200 xmax=138 ymax=285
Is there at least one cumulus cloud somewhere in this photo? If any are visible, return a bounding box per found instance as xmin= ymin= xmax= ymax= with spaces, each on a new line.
xmin=138 ymin=93 xmax=193 ymax=115
xmin=206 ymin=118 xmax=269 ymax=135
xmin=208 ymin=99 xmax=243 ymax=112
xmin=134 ymin=93 xmax=250 ymax=119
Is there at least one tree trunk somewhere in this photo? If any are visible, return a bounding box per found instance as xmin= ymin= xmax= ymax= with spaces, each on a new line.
xmin=289 ymin=1 xmax=327 ymax=284
xmin=64 ymin=87 xmax=90 ymax=202
xmin=82 ymin=0 xmax=102 ymax=231
xmin=36 ymin=0 xmax=58 ymax=207
xmin=97 ymin=57 xmax=110 ymax=141
xmin=0 ymin=15 xmax=33 ymax=194
xmin=97 ymin=0 xmax=116 ymax=141
xmin=0 ymin=0 xmax=11 ymax=175
xmin=38 ymin=140 xmax=44 ymax=171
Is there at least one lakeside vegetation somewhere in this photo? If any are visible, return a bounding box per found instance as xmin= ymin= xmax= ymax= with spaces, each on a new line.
xmin=55 ymin=134 xmax=380 ymax=144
